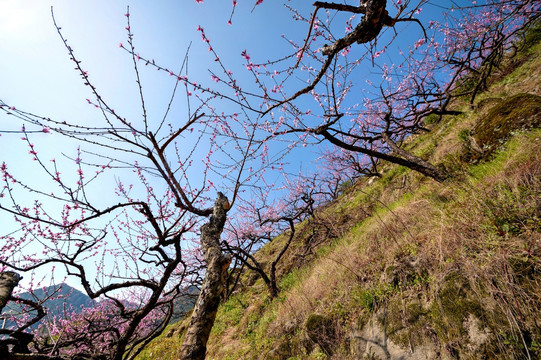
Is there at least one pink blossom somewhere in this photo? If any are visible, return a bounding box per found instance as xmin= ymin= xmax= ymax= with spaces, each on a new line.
xmin=373 ymin=50 xmax=384 ymax=58
xmin=414 ymin=38 xmax=426 ymax=49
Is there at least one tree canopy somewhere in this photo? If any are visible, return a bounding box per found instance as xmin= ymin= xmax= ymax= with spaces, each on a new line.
xmin=0 ymin=1 xmax=539 ymax=359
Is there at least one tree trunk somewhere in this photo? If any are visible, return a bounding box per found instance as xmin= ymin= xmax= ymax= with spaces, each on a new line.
xmin=316 ymin=128 xmax=447 ymax=182
xmin=178 ymin=193 xmax=231 ymax=360
xmin=0 ymin=272 xmax=22 ymax=313
xmin=381 ymin=133 xmax=447 ymax=182
xmin=3 ymin=354 xmax=63 ymax=360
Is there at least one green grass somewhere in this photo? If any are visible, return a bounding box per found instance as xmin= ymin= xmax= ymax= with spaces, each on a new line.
xmin=468 ymin=128 xmax=541 ymax=181
xmin=136 ymin=29 xmax=541 ymax=360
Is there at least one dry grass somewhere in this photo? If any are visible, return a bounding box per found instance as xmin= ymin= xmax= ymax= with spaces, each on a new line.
xmin=137 ymin=32 xmax=541 ymax=360
xmin=163 ymin=127 xmax=541 ymax=359
xmin=251 ymin=127 xmax=541 ymax=358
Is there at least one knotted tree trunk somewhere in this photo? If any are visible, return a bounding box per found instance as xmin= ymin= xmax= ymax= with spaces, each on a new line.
xmin=178 ymin=193 xmax=232 ymax=360
xmin=0 ymin=271 xmax=22 ymax=313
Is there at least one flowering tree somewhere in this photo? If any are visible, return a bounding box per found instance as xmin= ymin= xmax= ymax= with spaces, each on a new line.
xmin=1 ymin=1 xmax=540 ymax=359
xmin=250 ymin=0 xmax=541 ymax=182
xmin=0 ymin=8 xmax=258 ymax=360
xmin=223 ymin=174 xmax=322 ymax=298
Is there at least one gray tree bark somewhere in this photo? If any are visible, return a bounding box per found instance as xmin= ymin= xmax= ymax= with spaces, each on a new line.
xmin=381 ymin=133 xmax=447 ymax=182
xmin=0 ymin=271 xmax=22 ymax=313
xmin=178 ymin=193 xmax=232 ymax=360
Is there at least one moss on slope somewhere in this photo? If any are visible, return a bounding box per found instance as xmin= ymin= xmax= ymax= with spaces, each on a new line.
xmin=137 ymin=27 xmax=541 ymax=360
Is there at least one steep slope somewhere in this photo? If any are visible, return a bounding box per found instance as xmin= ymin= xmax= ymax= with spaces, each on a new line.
xmin=136 ymin=28 xmax=541 ymax=360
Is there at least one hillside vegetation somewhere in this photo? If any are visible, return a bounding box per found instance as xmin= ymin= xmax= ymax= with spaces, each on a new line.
xmin=137 ymin=28 xmax=541 ymax=360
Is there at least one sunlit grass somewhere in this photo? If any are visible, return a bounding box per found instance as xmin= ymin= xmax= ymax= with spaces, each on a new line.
xmin=135 ymin=37 xmax=541 ymax=360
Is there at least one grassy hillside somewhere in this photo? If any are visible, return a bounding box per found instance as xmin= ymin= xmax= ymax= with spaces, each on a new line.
xmin=137 ymin=30 xmax=541 ymax=360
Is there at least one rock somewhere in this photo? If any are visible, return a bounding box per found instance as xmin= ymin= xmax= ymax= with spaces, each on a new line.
xmin=463 ymin=314 xmax=491 ymax=353
xmin=350 ymin=314 xmax=439 ymax=359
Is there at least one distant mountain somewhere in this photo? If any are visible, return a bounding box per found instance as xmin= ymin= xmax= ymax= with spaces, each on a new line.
xmin=1 ymin=283 xmax=94 ymax=330
xmin=170 ymin=286 xmax=198 ymax=323
xmin=1 ymin=283 xmax=197 ymax=331
xmin=20 ymin=284 xmax=94 ymax=315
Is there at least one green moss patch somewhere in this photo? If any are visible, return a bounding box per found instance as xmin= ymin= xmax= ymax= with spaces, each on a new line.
xmin=305 ymin=313 xmax=338 ymax=355
xmin=470 ymin=93 xmax=541 ymax=160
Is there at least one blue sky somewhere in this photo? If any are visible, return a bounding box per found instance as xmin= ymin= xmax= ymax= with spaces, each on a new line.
xmin=0 ymin=0 xmax=447 ymax=292
xmin=0 ymin=1 xmax=300 ymax=120
xmin=0 ymin=0 xmax=317 ymax=291
xmin=0 ymin=0 xmax=314 ymax=194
